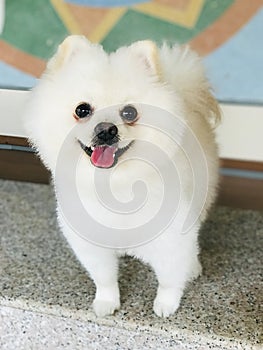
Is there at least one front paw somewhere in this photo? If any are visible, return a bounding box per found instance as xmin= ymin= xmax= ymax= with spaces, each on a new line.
xmin=153 ymin=297 xmax=180 ymax=318
xmin=153 ymin=286 xmax=182 ymax=317
xmin=93 ymin=299 xmax=120 ymax=317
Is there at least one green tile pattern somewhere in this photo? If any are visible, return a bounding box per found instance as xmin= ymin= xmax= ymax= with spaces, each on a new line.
xmin=102 ymin=0 xmax=234 ymax=52
xmin=196 ymin=0 xmax=234 ymax=30
xmin=1 ymin=0 xmax=68 ymax=59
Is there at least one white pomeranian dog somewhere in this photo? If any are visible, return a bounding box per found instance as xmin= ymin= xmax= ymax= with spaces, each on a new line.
xmin=24 ymin=36 xmax=220 ymax=318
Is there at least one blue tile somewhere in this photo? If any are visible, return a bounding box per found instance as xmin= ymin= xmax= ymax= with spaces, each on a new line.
xmin=204 ymin=9 xmax=263 ymax=104
xmin=0 ymin=61 xmax=36 ymax=89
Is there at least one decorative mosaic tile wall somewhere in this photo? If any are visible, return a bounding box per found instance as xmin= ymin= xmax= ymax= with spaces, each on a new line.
xmin=0 ymin=0 xmax=262 ymax=104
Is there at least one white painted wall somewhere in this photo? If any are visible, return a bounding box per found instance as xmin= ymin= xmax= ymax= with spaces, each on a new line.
xmin=0 ymin=89 xmax=262 ymax=162
xmin=0 ymin=0 xmax=5 ymax=34
xmin=216 ymin=104 xmax=263 ymax=162
xmin=0 ymin=89 xmax=29 ymax=137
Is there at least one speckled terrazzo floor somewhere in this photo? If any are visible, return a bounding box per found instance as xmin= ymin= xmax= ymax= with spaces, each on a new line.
xmin=0 ymin=179 xmax=262 ymax=349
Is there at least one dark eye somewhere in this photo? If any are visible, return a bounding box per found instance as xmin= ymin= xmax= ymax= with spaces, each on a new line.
xmin=74 ymin=102 xmax=93 ymax=119
xmin=120 ymin=105 xmax=138 ymax=123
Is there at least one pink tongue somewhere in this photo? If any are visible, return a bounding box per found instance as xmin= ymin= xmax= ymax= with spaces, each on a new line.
xmin=91 ymin=146 xmax=116 ymax=168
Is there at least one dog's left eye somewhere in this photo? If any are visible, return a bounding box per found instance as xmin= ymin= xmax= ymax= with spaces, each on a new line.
xmin=120 ymin=105 xmax=138 ymax=123
xmin=74 ymin=103 xmax=93 ymax=119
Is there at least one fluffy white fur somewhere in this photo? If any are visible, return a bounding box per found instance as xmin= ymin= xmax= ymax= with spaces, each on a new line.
xmin=24 ymin=36 xmax=220 ymax=318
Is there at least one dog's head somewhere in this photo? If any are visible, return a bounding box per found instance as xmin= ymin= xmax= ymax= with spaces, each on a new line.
xmin=25 ymin=36 xmax=184 ymax=173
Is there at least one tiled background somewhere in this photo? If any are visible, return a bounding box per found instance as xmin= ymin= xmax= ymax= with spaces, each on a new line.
xmin=0 ymin=0 xmax=262 ymax=104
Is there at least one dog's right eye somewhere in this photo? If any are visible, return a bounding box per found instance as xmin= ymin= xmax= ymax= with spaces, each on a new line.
xmin=120 ymin=105 xmax=138 ymax=123
xmin=74 ymin=103 xmax=93 ymax=119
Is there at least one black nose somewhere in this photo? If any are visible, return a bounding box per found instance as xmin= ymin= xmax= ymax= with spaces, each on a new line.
xmin=95 ymin=122 xmax=118 ymax=142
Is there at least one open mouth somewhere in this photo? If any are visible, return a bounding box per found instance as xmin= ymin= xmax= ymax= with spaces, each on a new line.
xmin=78 ymin=140 xmax=133 ymax=168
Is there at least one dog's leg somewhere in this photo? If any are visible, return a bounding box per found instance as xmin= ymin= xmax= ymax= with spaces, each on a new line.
xmin=62 ymin=228 xmax=120 ymax=317
xmin=137 ymin=230 xmax=201 ymax=318
xmin=151 ymin=254 xmax=201 ymax=317
xmin=90 ymin=251 xmax=120 ymax=318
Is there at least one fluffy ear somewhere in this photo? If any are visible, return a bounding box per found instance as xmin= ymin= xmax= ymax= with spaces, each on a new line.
xmin=129 ymin=40 xmax=161 ymax=77
xmin=47 ymin=35 xmax=91 ymax=72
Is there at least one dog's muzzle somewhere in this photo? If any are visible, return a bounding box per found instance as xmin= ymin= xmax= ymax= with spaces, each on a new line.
xmin=78 ymin=122 xmax=133 ymax=169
